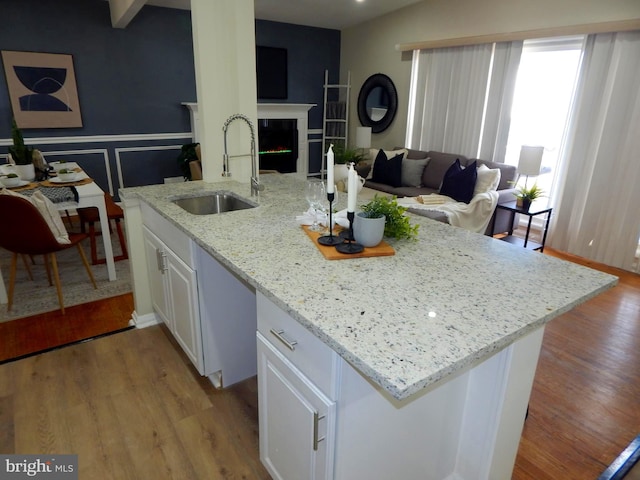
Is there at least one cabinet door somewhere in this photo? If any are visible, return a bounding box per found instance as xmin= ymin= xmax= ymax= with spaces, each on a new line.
xmin=166 ymin=247 xmax=203 ymax=374
xmin=142 ymin=226 xmax=171 ymax=328
xmin=257 ymin=333 xmax=335 ymax=480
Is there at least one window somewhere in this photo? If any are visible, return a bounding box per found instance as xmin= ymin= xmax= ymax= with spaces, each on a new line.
xmin=504 ymin=36 xmax=584 ymax=207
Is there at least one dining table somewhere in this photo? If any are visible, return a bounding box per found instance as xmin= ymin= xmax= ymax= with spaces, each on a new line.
xmin=0 ymin=161 xmax=117 ymax=304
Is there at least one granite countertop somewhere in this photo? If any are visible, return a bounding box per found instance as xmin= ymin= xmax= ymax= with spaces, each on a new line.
xmin=121 ymin=174 xmax=618 ymax=401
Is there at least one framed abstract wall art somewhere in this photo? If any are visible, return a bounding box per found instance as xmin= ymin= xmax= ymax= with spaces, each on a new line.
xmin=1 ymin=50 xmax=83 ymax=129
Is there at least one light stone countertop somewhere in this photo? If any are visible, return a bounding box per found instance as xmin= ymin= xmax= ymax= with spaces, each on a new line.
xmin=121 ymin=174 xmax=618 ymax=401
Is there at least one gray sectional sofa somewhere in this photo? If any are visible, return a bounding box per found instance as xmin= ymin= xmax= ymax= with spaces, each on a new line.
xmin=356 ymin=148 xmax=518 ymax=235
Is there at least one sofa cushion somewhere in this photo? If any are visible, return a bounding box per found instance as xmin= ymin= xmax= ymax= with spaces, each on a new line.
xmin=421 ymin=152 xmax=469 ymax=189
xmin=473 ymin=159 xmax=517 ymax=190
xmin=371 ymin=150 xmax=403 ymax=187
xmin=402 ymin=157 xmax=429 ymax=187
xmin=439 ymin=159 xmax=477 ymax=203
xmin=366 ymin=148 xmax=407 ymax=180
xmin=473 ymin=164 xmax=501 ymax=196
xmin=363 ymin=181 xmax=437 ymax=198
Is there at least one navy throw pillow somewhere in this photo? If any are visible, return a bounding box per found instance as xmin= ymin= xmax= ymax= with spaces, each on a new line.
xmin=439 ymin=160 xmax=477 ymax=203
xmin=371 ymin=150 xmax=403 ymax=187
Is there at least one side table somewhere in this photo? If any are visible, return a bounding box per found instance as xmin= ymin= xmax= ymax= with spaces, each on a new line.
xmin=494 ymin=201 xmax=553 ymax=252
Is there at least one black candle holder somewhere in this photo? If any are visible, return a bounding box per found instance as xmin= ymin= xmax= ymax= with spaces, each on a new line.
xmin=335 ymin=211 xmax=364 ymax=254
xmin=318 ymin=192 xmax=342 ymax=246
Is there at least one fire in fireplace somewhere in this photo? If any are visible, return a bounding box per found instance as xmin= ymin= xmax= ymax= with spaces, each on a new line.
xmin=258 ymin=119 xmax=298 ymax=173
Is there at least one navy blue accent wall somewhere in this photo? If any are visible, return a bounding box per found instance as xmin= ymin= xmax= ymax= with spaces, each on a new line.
xmin=0 ymin=2 xmax=340 ymax=184
xmin=256 ymin=20 xmax=341 ymax=173
xmin=0 ymin=0 xmax=195 ymax=137
xmin=256 ymin=20 xmax=340 ymax=127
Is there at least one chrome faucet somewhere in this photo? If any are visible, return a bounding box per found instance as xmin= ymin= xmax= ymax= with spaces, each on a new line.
xmin=222 ymin=114 xmax=264 ymax=196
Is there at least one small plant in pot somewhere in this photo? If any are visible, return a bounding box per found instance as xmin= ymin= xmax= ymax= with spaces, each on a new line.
xmin=514 ymin=183 xmax=545 ymax=211
xmin=7 ymin=119 xmax=36 ymax=181
xmin=333 ymin=144 xmax=367 ymax=166
xmin=8 ymin=118 xmax=33 ymax=166
xmin=332 ymin=144 xmax=368 ymax=188
xmin=359 ymin=195 xmax=419 ymax=241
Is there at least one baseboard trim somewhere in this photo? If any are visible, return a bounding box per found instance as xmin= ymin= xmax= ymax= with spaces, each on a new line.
xmin=132 ymin=310 xmax=160 ymax=329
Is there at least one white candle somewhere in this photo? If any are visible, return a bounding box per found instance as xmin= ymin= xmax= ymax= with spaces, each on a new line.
xmin=347 ymin=163 xmax=357 ymax=212
xmin=326 ymin=144 xmax=334 ymax=194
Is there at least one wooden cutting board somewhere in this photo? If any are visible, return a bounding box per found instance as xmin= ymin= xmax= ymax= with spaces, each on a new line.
xmin=302 ymin=225 xmax=395 ymax=260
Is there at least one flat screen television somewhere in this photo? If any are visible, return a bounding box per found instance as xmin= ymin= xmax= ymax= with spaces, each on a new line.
xmin=256 ymin=46 xmax=288 ymax=100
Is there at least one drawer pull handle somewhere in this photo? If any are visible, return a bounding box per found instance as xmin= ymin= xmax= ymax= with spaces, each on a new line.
xmin=156 ymin=248 xmax=167 ymax=273
xmin=270 ymin=328 xmax=297 ymax=351
xmin=313 ymin=412 xmax=326 ymax=451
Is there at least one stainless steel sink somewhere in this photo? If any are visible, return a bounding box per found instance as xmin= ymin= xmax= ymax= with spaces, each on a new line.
xmin=172 ymin=192 xmax=256 ymax=215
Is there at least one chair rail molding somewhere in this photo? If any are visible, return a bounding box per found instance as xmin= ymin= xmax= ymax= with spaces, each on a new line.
xmin=0 ymin=132 xmax=192 ymax=147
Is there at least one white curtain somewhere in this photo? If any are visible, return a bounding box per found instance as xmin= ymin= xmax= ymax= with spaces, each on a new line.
xmin=407 ymin=44 xmax=493 ymax=157
xmin=406 ymin=41 xmax=522 ymax=159
xmin=478 ymin=42 xmax=523 ymax=163
xmin=549 ymin=31 xmax=640 ymax=271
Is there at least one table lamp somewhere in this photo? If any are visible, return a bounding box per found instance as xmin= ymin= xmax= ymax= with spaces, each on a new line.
xmin=356 ymin=126 xmax=372 ymax=166
xmin=518 ymin=145 xmax=544 ymax=188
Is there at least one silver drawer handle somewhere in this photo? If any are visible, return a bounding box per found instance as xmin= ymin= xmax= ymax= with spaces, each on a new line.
xmin=269 ymin=328 xmax=297 ymax=351
xmin=313 ymin=412 xmax=326 ymax=451
xmin=156 ymin=248 xmax=167 ymax=273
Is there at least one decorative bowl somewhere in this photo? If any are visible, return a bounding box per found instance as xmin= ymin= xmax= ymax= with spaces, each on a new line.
xmin=1 ymin=175 xmax=22 ymax=187
xmin=57 ymin=170 xmax=77 ymax=182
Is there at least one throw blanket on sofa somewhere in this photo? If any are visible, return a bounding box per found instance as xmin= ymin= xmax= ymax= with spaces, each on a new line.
xmin=397 ymin=191 xmax=499 ymax=234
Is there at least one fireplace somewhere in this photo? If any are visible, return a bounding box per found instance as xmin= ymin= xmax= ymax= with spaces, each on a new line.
xmin=182 ymin=103 xmax=315 ymax=177
xmin=258 ymin=119 xmax=298 ymax=173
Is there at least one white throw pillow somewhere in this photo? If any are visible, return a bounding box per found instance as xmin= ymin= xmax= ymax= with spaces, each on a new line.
xmin=366 ymin=148 xmax=408 ymax=180
xmin=473 ymin=164 xmax=501 ymax=196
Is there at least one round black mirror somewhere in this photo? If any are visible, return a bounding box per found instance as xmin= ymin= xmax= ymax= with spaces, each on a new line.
xmin=357 ymin=74 xmax=398 ymax=133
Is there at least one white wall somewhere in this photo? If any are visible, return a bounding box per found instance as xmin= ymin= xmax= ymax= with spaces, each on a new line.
xmin=341 ymin=0 xmax=640 ymax=152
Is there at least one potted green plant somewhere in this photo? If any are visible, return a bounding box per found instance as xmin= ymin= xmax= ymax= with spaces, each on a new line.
xmin=333 ymin=144 xmax=367 ymax=165
xmin=7 ymin=118 xmax=35 ymax=181
xmin=359 ymin=195 xmax=419 ymax=241
xmin=514 ymin=183 xmax=544 ymax=211
xmin=331 ymin=144 xmax=367 ymax=186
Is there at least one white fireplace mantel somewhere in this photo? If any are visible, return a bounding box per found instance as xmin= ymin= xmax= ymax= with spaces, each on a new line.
xmin=257 ymin=103 xmax=315 ymax=176
xmin=183 ymin=102 xmax=316 ymax=176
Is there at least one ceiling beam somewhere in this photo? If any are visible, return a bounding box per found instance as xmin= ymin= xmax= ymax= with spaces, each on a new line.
xmin=109 ymin=0 xmax=147 ymax=28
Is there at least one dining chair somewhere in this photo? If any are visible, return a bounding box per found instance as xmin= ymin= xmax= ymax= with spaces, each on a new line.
xmin=77 ymin=193 xmax=128 ymax=265
xmin=0 ymin=194 xmax=97 ymax=314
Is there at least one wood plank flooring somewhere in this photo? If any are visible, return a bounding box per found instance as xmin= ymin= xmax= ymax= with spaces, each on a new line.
xmin=0 ymin=324 xmax=270 ymax=479
xmin=513 ymin=249 xmax=640 ymax=479
xmin=0 ymin=248 xmax=638 ymax=479
xmin=0 ymin=293 xmax=134 ymax=363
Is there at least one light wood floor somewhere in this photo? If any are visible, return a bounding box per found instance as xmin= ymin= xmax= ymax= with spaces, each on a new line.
xmin=1 ymin=249 xmax=638 ymax=479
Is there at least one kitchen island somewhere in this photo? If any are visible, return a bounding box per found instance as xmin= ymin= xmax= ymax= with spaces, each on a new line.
xmin=121 ymin=174 xmax=616 ymax=480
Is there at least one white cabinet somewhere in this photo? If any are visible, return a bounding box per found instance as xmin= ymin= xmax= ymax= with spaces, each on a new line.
xmin=255 ymin=291 xmax=541 ymax=480
xmin=142 ymin=224 xmax=203 ymax=374
xmin=256 ymin=292 xmax=338 ymax=480
xmin=140 ymin=201 xmax=257 ymax=387
xmin=143 ymin=228 xmax=170 ymax=327
xmin=257 ymin=334 xmax=336 ymax=480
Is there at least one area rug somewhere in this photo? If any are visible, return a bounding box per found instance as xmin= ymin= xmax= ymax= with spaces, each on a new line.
xmin=0 ymin=228 xmax=131 ymax=322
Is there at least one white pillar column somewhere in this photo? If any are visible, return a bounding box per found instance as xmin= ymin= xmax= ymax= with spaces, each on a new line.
xmin=191 ymin=0 xmax=258 ymax=184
